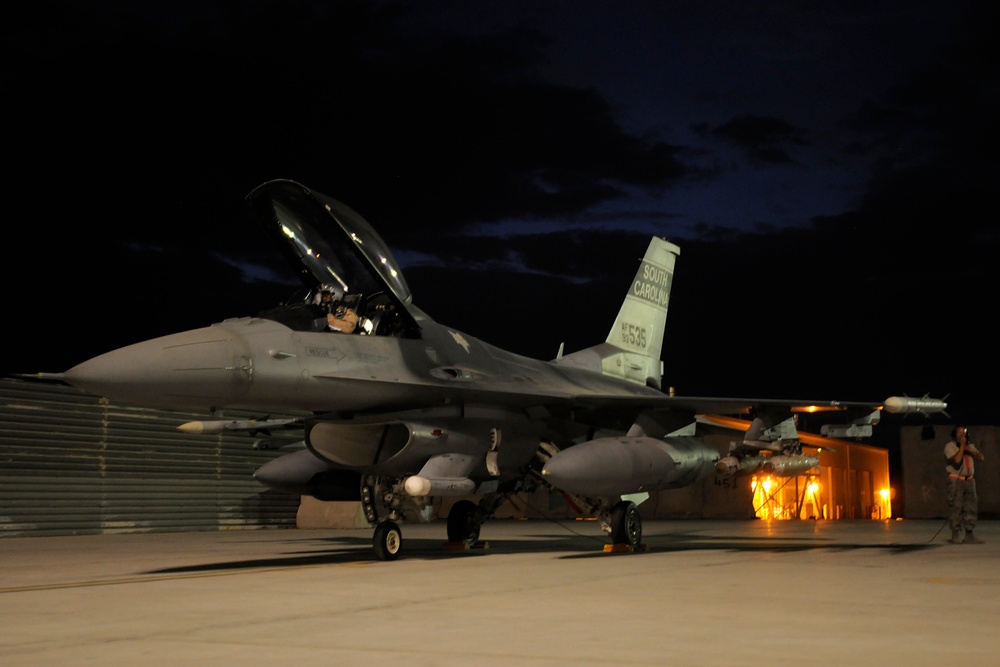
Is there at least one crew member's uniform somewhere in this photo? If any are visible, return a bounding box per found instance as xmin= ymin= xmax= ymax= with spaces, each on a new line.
xmin=944 ymin=439 xmax=983 ymax=543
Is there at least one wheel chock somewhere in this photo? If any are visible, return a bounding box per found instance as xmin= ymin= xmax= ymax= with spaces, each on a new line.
xmin=442 ymin=540 xmax=490 ymax=551
xmin=602 ymin=543 xmax=648 ymax=553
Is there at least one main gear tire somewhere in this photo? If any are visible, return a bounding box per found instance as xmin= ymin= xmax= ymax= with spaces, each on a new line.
xmin=610 ymin=501 xmax=642 ymax=548
xmin=373 ymin=520 xmax=402 ymax=561
xmin=447 ymin=499 xmax=481 ymax=544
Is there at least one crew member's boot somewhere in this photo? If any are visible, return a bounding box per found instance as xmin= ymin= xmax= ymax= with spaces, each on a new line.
xmin=948 ymin=530 xmax=964 ymax=544
xmin=964 ymin=532 xmax=984 ymax=544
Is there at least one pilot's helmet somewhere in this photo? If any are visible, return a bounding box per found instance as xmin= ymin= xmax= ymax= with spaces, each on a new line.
xmin=313 ymin=285 xmax=338 ymax=306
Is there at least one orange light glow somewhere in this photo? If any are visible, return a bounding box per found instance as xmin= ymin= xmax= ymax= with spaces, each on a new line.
xmin=790 ymin=405 xmax=845 ymax=413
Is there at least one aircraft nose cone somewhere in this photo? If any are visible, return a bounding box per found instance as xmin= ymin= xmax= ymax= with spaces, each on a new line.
xmin=63 ymin=325 xmax=253 ymax=409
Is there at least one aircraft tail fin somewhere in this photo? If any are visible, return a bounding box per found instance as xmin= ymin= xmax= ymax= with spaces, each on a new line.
xmin=555 ymin=237 xmax=680 ymax=389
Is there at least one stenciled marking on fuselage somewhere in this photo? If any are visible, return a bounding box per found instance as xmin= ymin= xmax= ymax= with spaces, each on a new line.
xmin=631 ymin=260 xmax=672 ymax=308
xmin=355 ymin=352 xmax=389 ymax=365
xmin=305 ymin=347 xmax=347 ymax=361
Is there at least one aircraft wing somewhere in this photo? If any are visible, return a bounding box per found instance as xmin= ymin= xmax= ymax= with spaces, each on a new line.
xmin=574 ymin=393 xmax=890 ymax=416
xmin=567 ymin=392 xmax=938 ymax=440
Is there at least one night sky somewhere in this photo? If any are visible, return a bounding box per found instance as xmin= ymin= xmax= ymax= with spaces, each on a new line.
xmin=4 ymin=1 xmax=997 ymax=428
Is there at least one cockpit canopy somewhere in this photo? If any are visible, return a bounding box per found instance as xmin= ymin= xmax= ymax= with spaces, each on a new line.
xmin=246 ymin=180 xmax=421 ymax=338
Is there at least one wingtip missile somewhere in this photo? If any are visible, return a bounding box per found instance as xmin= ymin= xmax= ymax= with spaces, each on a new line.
xmin=883 ymin=396 xmax=948 ymax=415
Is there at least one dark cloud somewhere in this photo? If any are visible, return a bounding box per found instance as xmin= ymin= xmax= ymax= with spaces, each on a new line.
xmin=696 ymin=114 xmax=807 ymax=164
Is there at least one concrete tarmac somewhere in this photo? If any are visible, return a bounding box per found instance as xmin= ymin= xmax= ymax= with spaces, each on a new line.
xmin=1 ymin=519 xmax=997 ymax=666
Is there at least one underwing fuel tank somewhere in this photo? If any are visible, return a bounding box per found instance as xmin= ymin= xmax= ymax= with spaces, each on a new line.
xmin=253 ymin=449 xmax=362 ymax=501
xmin=540 ymin=436 xmax=720 ymax=497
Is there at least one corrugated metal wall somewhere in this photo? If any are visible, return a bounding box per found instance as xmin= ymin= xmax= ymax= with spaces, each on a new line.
xmin=0 ymin=377 xmax=302 ymax=537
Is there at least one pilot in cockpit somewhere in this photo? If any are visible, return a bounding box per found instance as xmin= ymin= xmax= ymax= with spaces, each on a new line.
xmin=328 ymin=300 xmax=359 ymax=333
xmin=315 ymin=287 xmax=359 ymax=334
xmin=315 ymin=287 xmax=337 ymax=314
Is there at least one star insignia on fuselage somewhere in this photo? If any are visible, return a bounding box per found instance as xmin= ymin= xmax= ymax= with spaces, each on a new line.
xmin=449 ymin=331 xmax=471 ymax=353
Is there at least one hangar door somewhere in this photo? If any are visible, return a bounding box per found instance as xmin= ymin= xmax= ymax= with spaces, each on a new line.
xmin=0 ymin=377 xmax=301 ymax=537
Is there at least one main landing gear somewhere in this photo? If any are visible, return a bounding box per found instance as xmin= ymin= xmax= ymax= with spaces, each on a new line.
xmin=373 ymin=520 xmax=402 ymax=561
xmin=446 ymin=499 xmax=482 ymax=545
xmin=607 ymin=500 xmax=643 ymax=551
xmin=370 ymin=499 xmax=485 ymax=561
